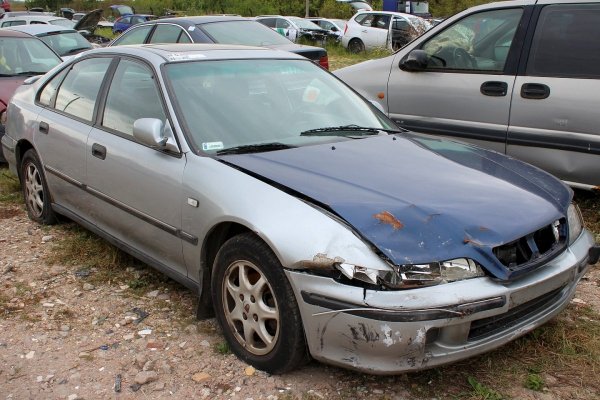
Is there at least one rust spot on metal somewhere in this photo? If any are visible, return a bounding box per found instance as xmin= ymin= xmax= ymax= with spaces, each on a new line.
xmin=373 ymin=211 xmax=404 ymax=230
xmin=377 ymin=92 xmax=385 ymax=99
xmin=463 ymin=237 xmax=483 ymax=246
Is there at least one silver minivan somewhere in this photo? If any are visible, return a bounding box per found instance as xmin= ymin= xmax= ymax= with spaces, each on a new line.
xmin=335 ymin=0 xmax=600 ymax=189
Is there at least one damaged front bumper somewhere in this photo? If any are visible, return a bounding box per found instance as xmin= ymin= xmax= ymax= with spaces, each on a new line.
xmin=286 ymin=230 xmax=597 ymax=374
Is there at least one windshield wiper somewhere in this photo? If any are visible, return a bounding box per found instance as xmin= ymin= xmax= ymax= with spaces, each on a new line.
xmin=216 ymin=142 xmax=294 ymax=156
xmin=65 ymin=47 xmax=91 ymax=55
xmin=300 ymin=125 xmax=404 ymax=136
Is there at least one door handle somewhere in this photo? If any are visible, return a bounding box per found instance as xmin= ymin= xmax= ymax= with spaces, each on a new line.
xmin=39 ymin=121 xmax=49 ymax=134
xmin=480 ymin=81 xmax=508 ymax=97
xmin=521 ymin=83 xmax=550 ymax=99
xmin=91 ymin=143 xmax=106 ymax=160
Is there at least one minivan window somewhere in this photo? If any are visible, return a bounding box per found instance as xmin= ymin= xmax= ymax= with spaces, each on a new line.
xmin=526 ymin=4 xmax=600 ymax=78
xmin=422 ymin=8 xmax=523 ymax=71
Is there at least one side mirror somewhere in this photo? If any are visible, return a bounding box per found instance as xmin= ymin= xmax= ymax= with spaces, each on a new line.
xmin=133 ymin=118 xmax=178 ymax=153
xmin=399 ymin=49 xmax=429 ymax=72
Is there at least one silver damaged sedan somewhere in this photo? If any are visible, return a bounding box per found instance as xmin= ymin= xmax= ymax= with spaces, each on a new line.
xmin=2 ymin=44 xmax=599 ymax=374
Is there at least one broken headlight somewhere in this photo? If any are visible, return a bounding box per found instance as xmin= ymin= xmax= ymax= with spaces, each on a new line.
xmin=336 ymin=258 xmax=485 ymax=289
xmin=567 ymin=203 xmax=583 ymax=245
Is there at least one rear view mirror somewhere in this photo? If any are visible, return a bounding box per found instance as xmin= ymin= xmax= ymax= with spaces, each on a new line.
xmin=399 ymin=49 xmax=429 ymax=71
xmin=133 ymin=118 xmax=178 ymax=152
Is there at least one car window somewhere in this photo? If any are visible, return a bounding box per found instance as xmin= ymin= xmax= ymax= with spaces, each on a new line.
xmin=178 ymin=32 xmax=191 ymax=43
xmin=258 ymin=18 xmax=276 ymax=28
xmin=149 ymin=24 xmax=187 ymax=43
xmin=54 ymin=58 xmax=111 ymax=122
xmin=392 ymin=18 xmax=409 ymax=32
xmin=276 ymin=19 xmax=290 ymax=29
xmin=421 ymin=8 xmax=523 ymax=71
xmin=0 ymin=36 xmax=61 ymax=75
xmin=1 ymin=20 xmax=25 ymax=27
xmin=102 ymin=59 xmax=166 ymax=137
xmin=201 ymin=20 xmax=291 ymax=46
xmin=121 ymin=17 xmax=131 ymax=24
xmin=38 ymin=68 xmax=69 ymax=107
xmin=111 ymin=25 xmax=153 ymax=45
xmin=132 ymin=16 xmax=147 ymax=24
xmin=38 ymin=32 xmax=91 ymax=57
xmin=372 ymin=14 xmax=390 ymax=29
xmin=526 ymin=4 xmax=600 ymax=78
xmin=30 ymin=20 xmax=47 ymax=25
xmin=355 ymin=13 xmax=374 ymax=27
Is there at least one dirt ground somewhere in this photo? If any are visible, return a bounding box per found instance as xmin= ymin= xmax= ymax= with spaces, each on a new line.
xmin=1 ymin=200 xmax=599 ymax=400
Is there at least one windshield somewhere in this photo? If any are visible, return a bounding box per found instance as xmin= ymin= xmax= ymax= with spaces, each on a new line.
xmin=201 ymin=20 xmax=291 ymax=46
xmin=0 ymin=37 xmax=61 ymax=76
xmin=289 ymin=17 xmax=323 ymax=30
xmin=39 ymin=31 xmax=92 ymax=56
xmin=164 ymin=59 xmax=394 ymax=154
xmin=50 ymin=18 xmax=76 ymax=28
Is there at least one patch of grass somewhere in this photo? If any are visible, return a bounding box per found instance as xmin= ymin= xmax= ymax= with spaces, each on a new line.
xmin=524 ymin=372 xmax=544 ymax=391
xmin=0 ymin=168 xmax=22 ymax=204
xmin=326 ymin=42 xmax=392 ymax=71
xmin=467 ymin=376 xmax=504 ymax=400
xmin=214 ymin=341 xmax=231 ymax=355
xmin=45 ymin=223 xmax=144 ymax=286
xmin=574 ymin=190 xmax=600 ymax=242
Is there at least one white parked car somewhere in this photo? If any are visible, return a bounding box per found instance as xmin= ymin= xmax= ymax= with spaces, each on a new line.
xmin=0 ymin=13 xmax=75 ymax=28
xmin=341 ymin=10 xmax=431 ymax=52
xmin=255 ymin=15 xmax=329 ymax=43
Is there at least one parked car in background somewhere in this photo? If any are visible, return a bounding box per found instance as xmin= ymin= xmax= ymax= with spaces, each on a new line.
xmin=3 ymin=43 xmax=598 ymax=375
xmin=109 ymin=4 xmax=134 ymax=20
xmin=0 ymin=14 xmax=75 ymax=28
xmin=306 ymin=17 xmax=346 ymax=41
xmin=255 ymin=15 xmax=329 ymax=43
xmin=0 ymin=29 xmax=62 ymax=162
xmin=342 ymin=10 xmax=431 ymax=52
xmin=7 ymin=25 xmax=93 ymax=59
xmin=335 ymin=0 xmax=600 ymax=189
xmin=113 ymin=14 xmax=157 ymax=34
xmin=109 ymin=16 xmax=329 ymax=69
xmin=1 ymin=0 xmax=10 ymax=12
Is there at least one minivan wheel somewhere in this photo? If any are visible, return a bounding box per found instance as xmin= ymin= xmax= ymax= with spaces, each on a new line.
xmin=348 ymin=38 xmax=365 ymax=53
xmin=21 ymin=149 xmax=57 ymax=225
xmin=212 ymin=233 xmax=308 ymax=374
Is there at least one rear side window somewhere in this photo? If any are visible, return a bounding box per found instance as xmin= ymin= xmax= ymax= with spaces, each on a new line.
xmin=1 ymin=20 xmax=26 ymax=27
xmin=54 ymin=58 xmax=111 ymax=122
xmin=527 ymin=4 xmax=600 ymax=78
xmin=149 ymin=24 xmax=188 ymax=44
xmin=111 ymin=25 xmax=153 ymax=45
xmin=276 ymin=19 xmax=290 ymax=29
xmin=258 ymin=18 xmax=276 ymax=28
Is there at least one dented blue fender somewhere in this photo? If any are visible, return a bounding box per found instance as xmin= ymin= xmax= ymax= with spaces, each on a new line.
xmin=220 ymin=134 xmax=572 ymax=280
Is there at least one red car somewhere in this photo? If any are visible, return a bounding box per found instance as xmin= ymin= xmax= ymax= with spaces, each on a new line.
xmin=1 ymin=0 xmax=10 ymax=12
xmin=0 ymin=29 xmax=62 ymax=162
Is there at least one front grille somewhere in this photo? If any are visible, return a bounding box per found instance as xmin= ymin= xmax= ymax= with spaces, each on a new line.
xmin=493 ymin=219 xmax=567 ymax=272
xmin=468 ymin=286 xmax=566 ymax=341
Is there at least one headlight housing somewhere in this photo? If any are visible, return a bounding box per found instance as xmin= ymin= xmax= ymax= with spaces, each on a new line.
xmin=567 ymin=203 xmax=584 ymax=245
xmin=336 ymin=258 xmax=485 ymax=290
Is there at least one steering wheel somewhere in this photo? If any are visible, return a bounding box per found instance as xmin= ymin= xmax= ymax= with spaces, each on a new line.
xmin=452 ymin=47 xmax=476 ymax=69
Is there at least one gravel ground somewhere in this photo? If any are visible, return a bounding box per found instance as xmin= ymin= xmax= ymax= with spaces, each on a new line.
xmin=1 ymin=200 xmax=599 ymax=400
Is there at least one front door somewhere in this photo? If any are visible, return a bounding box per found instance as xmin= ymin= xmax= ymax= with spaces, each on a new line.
xmin=85 ymin=57 xmax=188 ymax=278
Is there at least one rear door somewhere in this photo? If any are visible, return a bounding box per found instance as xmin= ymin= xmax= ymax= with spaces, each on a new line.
xmin=387 ymin=6 xmax=528 ymax=153
xmin=507 ymin=1 xmax=600 ymax=187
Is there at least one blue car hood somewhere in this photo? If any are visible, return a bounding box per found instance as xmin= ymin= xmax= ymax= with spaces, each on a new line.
xmin=220 ymin=134 xmax=571 ymax=279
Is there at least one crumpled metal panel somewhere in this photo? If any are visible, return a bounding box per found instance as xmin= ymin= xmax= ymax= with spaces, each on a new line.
xmin=220 ymin=134 xmax=572 ymax=280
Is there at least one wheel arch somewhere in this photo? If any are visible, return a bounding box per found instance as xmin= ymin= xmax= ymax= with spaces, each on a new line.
xmin=15 ymin=139 xmax=35 ymax=181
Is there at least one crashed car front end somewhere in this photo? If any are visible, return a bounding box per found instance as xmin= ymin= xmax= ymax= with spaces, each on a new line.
xmin=286 ymin=227 xmax=596 ymax=373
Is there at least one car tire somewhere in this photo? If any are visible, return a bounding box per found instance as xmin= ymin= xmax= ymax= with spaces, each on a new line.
xmin=348 ymin=38 xmax=365 ymax=53
xmin=211 ymin=233 xmax=308 ymax=374
xmin=20 ymin=149 xmax=57 ymax=225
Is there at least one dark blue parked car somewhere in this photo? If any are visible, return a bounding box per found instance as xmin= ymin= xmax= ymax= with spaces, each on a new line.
xmin=112 ymin=14 xmax=156 ymax=34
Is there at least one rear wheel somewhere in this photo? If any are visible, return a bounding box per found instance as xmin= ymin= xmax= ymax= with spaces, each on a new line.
xmin=348 ymin=38 xmax=365 ymax=53
xmin=21 ymin=149 xmax=57 ymax=225
xmin=211 ymin=233 xmax=308 ymax=373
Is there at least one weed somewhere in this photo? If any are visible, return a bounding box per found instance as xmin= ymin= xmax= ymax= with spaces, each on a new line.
xmin=525 ymin=372 xmax=544 ymax=391
xmin=467 ymin=376 xmax=504 ymax=400
xmin=214 ymin=341 xmax=231 ymax=355
xmin=0 ymin=168 xmax=22 ymax=204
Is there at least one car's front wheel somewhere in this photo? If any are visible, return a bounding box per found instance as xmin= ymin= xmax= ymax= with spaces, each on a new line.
xmin=212 ymin=233 xmax=308 ymax=373
xmin=21 ymin=149 xmax=57 ymax=225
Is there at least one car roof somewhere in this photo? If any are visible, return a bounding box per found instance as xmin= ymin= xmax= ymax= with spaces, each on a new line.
xmin=89 ymin=43 xmax=307 ymax=63
xmin=7 ymin=24 xmax=76 ymax=35
xmin=2 ymin=15 xmax=70 ymax=22
xmin=145 ymin=15 xmax=249 ymax=25
xmin=0 ymin=28 xmax=34 ymax=38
